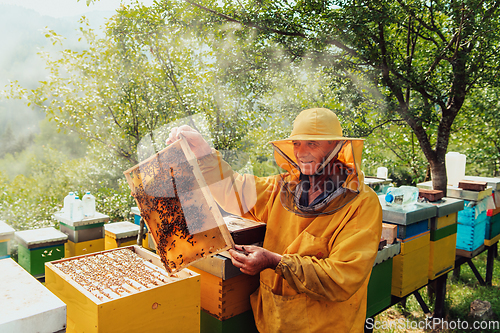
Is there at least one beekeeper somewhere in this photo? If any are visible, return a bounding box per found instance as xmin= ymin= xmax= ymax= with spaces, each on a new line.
xmin=167 ymin=108 xmax=382 ymax=333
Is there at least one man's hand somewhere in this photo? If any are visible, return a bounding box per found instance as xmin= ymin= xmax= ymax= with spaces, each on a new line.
xmin=229 ymin=244 xmax=282 ymax=275
xmin=166 ymin=125 xmax=212 ymax=159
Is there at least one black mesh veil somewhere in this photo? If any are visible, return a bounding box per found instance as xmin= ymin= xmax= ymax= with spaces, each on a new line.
xmin=272 ymin=141 xmax=361 ymax=217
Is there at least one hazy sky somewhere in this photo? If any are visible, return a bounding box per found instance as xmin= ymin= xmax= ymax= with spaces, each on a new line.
xmin=0 ymin=0 xmax=155 ymax=18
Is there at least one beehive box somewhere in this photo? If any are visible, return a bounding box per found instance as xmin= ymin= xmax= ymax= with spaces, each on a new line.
xmin=0 ymin=258 xmax=66 ymax=332
xmin=391 ymin=232 xmax=430 ymax=297
xmin=15 ymin=227 xmax=67 ymax=277
xmin=124 ymin=137 xmax=234 ymax=274
xmin=45 ymin=246 xmax=200 ymax=333
xmin=223 ymin=215 xmax=266 ymax=246
xmin=367 ymin=242 xmax=400 ymax=317
xmin=190 ymin=252 xmax=260 ymax=321
xmin=65 ymin=238 xmax=105 ymax=258
xmin=0 ymin=220 xmax=15 ymax=259
xmin=456 ymin=198 xmax=488 ymax=253
xmin=378 ymin=195 xmax=436 ymax=241
xmin=104 ymin=221 xmax=140 ymax=250
xmin=428 ymin=198 xmax=462 ymax=280
xmin=53 ymin=212 xmax=109 ymax=243
xmin=464 ymin=176 xmax=500 ymax=208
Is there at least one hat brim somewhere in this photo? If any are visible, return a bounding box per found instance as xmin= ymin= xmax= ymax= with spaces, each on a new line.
xmin=269 ymin=134 xmax=364 ymax=145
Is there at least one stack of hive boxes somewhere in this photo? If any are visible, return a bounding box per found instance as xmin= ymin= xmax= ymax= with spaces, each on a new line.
xmin=53 ymin=212 xmax=109 ymax=257
xmin=189 ymin=215 xmax=265 ymax=333
xmin=15 ymin=227 xmax=67 ymax=278
xmin=45 ymin=246 xmax=200 ymax=333
xmin=378 ymin=196 xmax=437 ymax=297
xmin=0 ymin=221 xmax=15 ymax=259
xmin=366 ymin=233 xmax=400 ymax=318
xmin=190 ymin=253 xmax=259 ymax=333
xmin=427 ymin=198 xmax=463 ymax=280
xmin=455 ymin=187 xmax=491 ymax=256
xmin=418 ymin=181 xmax=492 ymax=256
xmin=104 ymin=221 xmax=140 ymax=250
xmin=464 ymin=177 xmax=500 ymax=246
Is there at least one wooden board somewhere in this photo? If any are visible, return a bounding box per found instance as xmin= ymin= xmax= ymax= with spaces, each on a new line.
xmin=45 ymin=246 xmax=200 ymax=333
xmin=459 ymin=180 xmax=488 ymax=192
xmin=124 ymin=137 xmax=234 ymax=274
xmin=418 ymin=189 xmax=444 ymax=202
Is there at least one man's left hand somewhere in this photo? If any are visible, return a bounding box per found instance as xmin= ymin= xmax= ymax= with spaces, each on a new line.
xmin=228 ymin=244 xmax=282 ymax=275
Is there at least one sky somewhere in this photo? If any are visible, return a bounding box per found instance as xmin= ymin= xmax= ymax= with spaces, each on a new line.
xmin=0 ymin=0 xmax=155 ymax=18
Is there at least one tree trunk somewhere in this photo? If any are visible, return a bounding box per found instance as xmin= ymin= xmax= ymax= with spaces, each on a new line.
xmin=429 ymin=157 xmax=448 ymax=196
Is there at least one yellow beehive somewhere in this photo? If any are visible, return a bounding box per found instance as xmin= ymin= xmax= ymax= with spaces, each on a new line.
xmin=392 ymin=232 xmax=430 ymax=297
xmin=433 ymin=212 xmax=457 ymax=230
xmin=45 ymin=246 xmax=200 ymax=333
xmin=65 ymin=238 xmax=105 ymax=258
xmin=104 ymin=221 xmax=140 ymax=250
xmin=429 ymin=233 xmax=456 ymax=279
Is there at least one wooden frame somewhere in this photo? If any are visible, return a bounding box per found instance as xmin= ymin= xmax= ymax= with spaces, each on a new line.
xmin=45 ymin=245 xmax=200 ymax=333
xmin=124 ymin=137 xmax=234 ymax=274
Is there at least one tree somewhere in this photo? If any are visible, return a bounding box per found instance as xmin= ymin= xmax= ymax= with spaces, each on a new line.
xmin=181 ymin=0 xmax=500 ymax=193
xmin=453 ymin=87 xmax=500 ymax=176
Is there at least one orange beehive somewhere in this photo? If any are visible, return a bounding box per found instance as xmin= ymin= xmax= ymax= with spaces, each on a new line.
xmin=123 ymin=137 xmax=234 ymax=274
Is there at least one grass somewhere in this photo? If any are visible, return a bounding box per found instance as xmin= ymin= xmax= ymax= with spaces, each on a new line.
xmin=373 ymin=251 xmax=500 ymax=333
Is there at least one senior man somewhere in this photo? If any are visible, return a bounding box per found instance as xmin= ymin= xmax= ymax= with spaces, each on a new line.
xmin=167 ymin=108 xmax=382 ymax=333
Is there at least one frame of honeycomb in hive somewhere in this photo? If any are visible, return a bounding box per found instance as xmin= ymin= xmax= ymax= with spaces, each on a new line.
xmin=123 ymin=136 xmax=234 ymax=274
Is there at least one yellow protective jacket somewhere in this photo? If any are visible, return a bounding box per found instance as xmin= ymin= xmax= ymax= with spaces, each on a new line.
xmin=198 ymin=140 xmax=382 ymax=332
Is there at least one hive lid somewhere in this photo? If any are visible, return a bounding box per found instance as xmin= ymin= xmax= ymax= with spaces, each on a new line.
xmin=0 ymin=258 xmax=66 ymax=331
xmin=364 ymin=177 xmax=392 ymax=186
xmin=104 ymin=221 xmax=140 ymax=239
xmin=53 ymin=211 xmax=110 ymax=227
xmin=417 ymin=181 xmax=492 ymax=202
xmin=426 ymin=197 xmax=464 ymax=217
xmin=131 ymin=207 xmax=141 ymax=216
xmin=378 ymin=195 xmax=437 ymax=225
xmin=15 ymin=227 xmax=68 ymax=246
xmin=0 ymin=221 xmax=15 ymax=237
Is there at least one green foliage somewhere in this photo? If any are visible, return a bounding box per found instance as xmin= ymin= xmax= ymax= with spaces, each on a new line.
xmin=188 ymin=0 xmax=500 ymax=190
xmin=452 ymin=87 xmax=500 ymax=177
xmin=0 ymin=146 xmax=134 ymax=231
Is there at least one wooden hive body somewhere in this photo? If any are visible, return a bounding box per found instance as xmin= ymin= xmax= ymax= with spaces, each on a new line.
xmin=124 ymin=137 xmax=234 ymax=274
xmin=391 ymin=233 xmax=430 ymax=297
xmin=45 ymin=246 xmax=200 ymax=333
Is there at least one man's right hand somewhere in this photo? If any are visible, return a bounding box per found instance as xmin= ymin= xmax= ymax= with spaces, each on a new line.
xmin=166 ymin=125 xmax=212 ymax=159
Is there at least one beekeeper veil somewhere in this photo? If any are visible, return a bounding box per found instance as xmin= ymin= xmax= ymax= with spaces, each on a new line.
xmin=270 ymin=108 xmax=365 ymax=217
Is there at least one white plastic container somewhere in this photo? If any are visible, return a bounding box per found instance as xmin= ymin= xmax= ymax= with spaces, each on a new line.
xmin=63 ymin=192 xmax=75 ymax=220
xmin=73 ymin=196 xmax=84 ymax=221
xmin=377 ymin=167 xmax=388 ymax=179
xmin=446 ymin=152 xmax=466 ymax=187
xmin=82 ymin=191 xmax=96 ymax=218
xmin=385 ymin=186 xmax=419 ymax=206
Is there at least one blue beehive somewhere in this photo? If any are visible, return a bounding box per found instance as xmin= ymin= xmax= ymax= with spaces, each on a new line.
xmin=456 ymin=199 xmax=488 ymax=252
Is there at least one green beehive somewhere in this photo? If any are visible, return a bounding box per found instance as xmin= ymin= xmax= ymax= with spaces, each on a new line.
xmin=15 ymin=227 xmax=68 ymax=277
